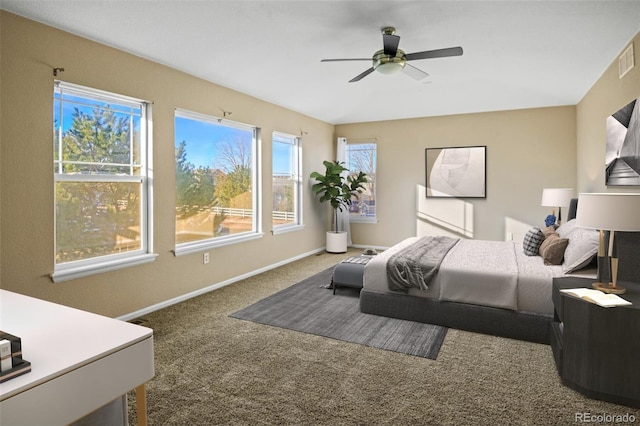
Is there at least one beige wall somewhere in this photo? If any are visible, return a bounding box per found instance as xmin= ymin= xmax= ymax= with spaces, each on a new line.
xmin=336 ymin=106 xmax=577 ymax=246
xmin=577 ymin=32 xmax=640 ymax=192
xmin=0 ymin=12 xmax=333 ymax=317
xmin=2 ymin=11 xmax=638 ymax=318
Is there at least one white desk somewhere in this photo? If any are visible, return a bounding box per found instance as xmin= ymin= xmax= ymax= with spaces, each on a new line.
xmin=0 ymin=290 xmax=154 ymax=425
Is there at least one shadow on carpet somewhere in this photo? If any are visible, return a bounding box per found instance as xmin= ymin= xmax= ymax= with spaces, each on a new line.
xmin=230 ymin=267 xmax=447 ymax=359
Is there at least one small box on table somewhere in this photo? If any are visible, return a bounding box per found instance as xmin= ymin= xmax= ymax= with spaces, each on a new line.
xmin=0 ymin=330 xmax=31 ymax=383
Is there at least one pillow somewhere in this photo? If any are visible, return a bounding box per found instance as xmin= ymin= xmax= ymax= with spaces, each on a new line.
xmin=539 ymin=233 xmax=569 ymax=265
xmin=542 ymin=226 xmax=557 ymax=238
xmin=562 ymin=227 xmax=600 ymax=273
xmin=556 ymin=219 xmax=577 ymax=239
xmin=523 ymin=227 xmax=545 ymax=256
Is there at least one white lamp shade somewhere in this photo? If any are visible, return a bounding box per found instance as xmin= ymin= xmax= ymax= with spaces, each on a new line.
xmin=541 ymin=188 xmax=576 ymax=207
xmin=576 ymin=193 xmax=640 ymax=231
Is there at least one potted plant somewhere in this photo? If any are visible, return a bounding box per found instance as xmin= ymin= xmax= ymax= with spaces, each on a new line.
xmin=310 ymin=160 xmax=368 ymax=253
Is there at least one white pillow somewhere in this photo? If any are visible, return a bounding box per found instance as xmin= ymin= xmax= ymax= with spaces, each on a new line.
xmin=562 ymin=226 xmax=599 ymax=273
xmin=556 ymin=219 xmax=577 ymax=239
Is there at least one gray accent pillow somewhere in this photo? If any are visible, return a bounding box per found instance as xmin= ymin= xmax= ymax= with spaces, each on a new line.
xmin=523 ymin=227 xmax=545 ymax=256
xmin=562 ymin=226 xmax=599 ymax=273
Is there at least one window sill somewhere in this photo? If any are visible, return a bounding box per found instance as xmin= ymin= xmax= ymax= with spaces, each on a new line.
xmin=51 ymin=253 xmax=158 ymax=283
xmin=174 ymin=232 xmax=265 ymax=256
xmin=350 ymin=217 xmax=378 ymax=224
xmin=272 ymin=224 xmax=305 ymax=235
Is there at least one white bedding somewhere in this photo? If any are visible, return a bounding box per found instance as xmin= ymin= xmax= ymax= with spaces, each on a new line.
xmin=363 ymin=237 xmax=596 ymax=315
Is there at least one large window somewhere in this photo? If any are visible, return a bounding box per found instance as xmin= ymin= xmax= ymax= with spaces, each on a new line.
xmin=174 ymin=109 xmax=261 ymax=254
xmin=346 ymin=142 xmax=376 ymax=221
xmin=272 ymin=132 xmax=302 ymax=233
xmin=53 ymin=81 xmax=154 ymax=282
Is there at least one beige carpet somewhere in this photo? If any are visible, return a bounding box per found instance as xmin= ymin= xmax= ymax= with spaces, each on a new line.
xmin=129 ymin=249 xmax=640 ymax=425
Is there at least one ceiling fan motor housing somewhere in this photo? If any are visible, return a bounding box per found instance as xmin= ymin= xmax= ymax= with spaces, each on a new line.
xmin=373 ymin=49 xmax=406 ymax=74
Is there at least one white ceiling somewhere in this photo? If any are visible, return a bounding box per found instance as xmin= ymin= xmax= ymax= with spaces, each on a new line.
xmin=2 ymin=1 xmax=640 ymax=124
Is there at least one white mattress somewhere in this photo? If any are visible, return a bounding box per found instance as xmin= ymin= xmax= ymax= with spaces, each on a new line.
xmin=363 ymin=237 xmax=596 ymax=315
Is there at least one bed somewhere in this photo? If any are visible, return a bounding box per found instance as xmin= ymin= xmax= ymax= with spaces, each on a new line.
xmin=359 ymin=199 xmax=640 ymax=344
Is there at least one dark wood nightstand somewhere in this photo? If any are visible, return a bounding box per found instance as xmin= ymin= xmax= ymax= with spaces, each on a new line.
xmin=551 ymin=277 xmax=640 ymax=408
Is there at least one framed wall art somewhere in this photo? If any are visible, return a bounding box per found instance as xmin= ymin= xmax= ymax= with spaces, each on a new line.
xmin=425 ymin=146 xmax=486 ymax=198
xmin=606 ymin=97 xmax=640 ymax=186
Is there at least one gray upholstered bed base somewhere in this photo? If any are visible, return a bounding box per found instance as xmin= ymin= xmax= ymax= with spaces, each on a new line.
xmin=359 ymin=198 xmax=640 ymax=345
xmin=359 ymin=290 xmax=552 ymax=344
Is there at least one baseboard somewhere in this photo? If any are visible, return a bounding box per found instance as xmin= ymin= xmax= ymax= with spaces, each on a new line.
xmin=117 ymin=247 xmax=326 ymax=322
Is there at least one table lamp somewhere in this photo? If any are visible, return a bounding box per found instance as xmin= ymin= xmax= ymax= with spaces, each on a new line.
xmin=541 ymin=188 xmax=576 ymax=225
xmin=576 ymin=193 xmax=640 ymax=294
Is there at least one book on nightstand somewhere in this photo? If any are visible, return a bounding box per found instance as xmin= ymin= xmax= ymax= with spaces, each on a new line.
xmin=560 ymin=288 xmax=632 ymax=308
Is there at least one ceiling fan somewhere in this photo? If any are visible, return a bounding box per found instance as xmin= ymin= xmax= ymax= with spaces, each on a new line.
xmin=321 ymin=27 xmax=463 ymax=83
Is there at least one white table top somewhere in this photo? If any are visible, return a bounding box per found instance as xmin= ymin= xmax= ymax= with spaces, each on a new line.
xmin=0 ymin=289 xmax=153 ymax=401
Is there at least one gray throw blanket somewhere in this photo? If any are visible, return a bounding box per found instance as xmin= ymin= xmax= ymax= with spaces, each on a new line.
xmin=387 ymin=236 xmax=459 ymax=293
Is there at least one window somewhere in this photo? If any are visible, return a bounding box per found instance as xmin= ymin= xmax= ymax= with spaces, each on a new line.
xmin=272 ymin=132 xmax=302 ymax=233
xmin=346 ymin=142 xmax=377 ymax=221
xmin=52 ymin=81 xmax=154 ymax=282
xmin=174 ymin=109 xmax=261 ymax=254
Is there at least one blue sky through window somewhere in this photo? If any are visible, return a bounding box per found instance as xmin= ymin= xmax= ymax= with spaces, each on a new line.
xmin=175 ymin=114 xmax=291 ymax=174
xmin=175 ymin=115 xmax=253 ymax=169
xmin=272 ymin=136 xmax=294 ymax=176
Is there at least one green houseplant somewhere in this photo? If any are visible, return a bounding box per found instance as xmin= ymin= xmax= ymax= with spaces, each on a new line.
xmin=310 ymin=160 xmax=368 ymax=252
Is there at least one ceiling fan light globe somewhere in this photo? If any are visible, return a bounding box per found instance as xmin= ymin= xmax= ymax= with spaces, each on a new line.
xmin=376 ymin=61 xmax=405 ymax=75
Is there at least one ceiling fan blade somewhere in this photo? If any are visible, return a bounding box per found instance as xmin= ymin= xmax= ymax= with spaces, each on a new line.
xmin=405 ymin=46 xmax=463 ymax=61
xmin=383 ymin=33 xmax=400 ymax=56
xmin=402 ymin=63 xmax=429 ymax=80
xmin=321 ymin=58 xmax=370 ymax=62
xmin=349 ymin=67 xmax=375 ymax=82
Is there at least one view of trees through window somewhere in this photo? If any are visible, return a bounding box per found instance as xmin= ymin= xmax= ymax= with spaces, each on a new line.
xmin=54 ymin=83 xmax=147 ymax=265
xmin=346 ymin=143 xmax=377 ymax=219
xmin=272 ymin=133 xmax=300 ymax=228
xmin=174 ymin=111 xmax=256 ymax=246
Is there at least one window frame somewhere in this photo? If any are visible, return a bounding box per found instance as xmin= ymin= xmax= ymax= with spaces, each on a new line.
xmin=346 ymin=141 xmax=377 ymax=223
xmin=271 ymin=131 xmax=304 ymax=235
xmin=51 ymin=81 xmax=156 ymax=283
xmin=173 ymin=108 xmax=263 ymax=256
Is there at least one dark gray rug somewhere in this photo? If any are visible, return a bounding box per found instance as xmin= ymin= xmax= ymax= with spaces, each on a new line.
xmin=230 ymin=267 xmax=447 ymax=359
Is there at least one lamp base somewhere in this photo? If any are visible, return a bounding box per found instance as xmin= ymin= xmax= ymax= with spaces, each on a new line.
xmin=592 ymin=282 xmax=626 ymax=295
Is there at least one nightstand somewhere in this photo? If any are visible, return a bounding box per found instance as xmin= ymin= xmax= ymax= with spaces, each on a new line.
xmin=551 ymin=277 xmax=640 ymax=408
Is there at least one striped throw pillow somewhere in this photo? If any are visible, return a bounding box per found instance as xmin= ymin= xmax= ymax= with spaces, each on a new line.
xmin=523 ymin=227 xmax=545 ymax=256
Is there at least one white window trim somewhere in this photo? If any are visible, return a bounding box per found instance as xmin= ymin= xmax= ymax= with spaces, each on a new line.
xmin=346 ymin=141 xmax=376 ymax=223
xmin=51 ymin=253 xmax=158 ymax=283
xmin=52 ymin=81 xmax=155 ymax=282
xmin=272 ymin=131 xmax=303 ymax=233
xmin=349 ymin=216 xmax=378 ymax=224
xmin=272 ymin=224 xmax=305 ymax=235
xmin=173 ymin=109 xmax=262 ymax=255
xmin=174 ymin=232 xmax=265 ymax=256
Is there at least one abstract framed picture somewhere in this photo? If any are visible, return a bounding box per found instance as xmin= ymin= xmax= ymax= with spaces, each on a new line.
xmin=606 ymin=97 xmax=640 ymax=186
xmin=425 ymin=146 xmax=486 ymax=198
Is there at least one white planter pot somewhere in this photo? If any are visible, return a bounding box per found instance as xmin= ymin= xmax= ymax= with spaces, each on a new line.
xmin=326 ymin=231 xmax=348 ymax=253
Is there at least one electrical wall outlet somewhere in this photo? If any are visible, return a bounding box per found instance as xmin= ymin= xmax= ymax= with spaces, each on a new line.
xmin=203 ymin=252 xmax=210 ymax=264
